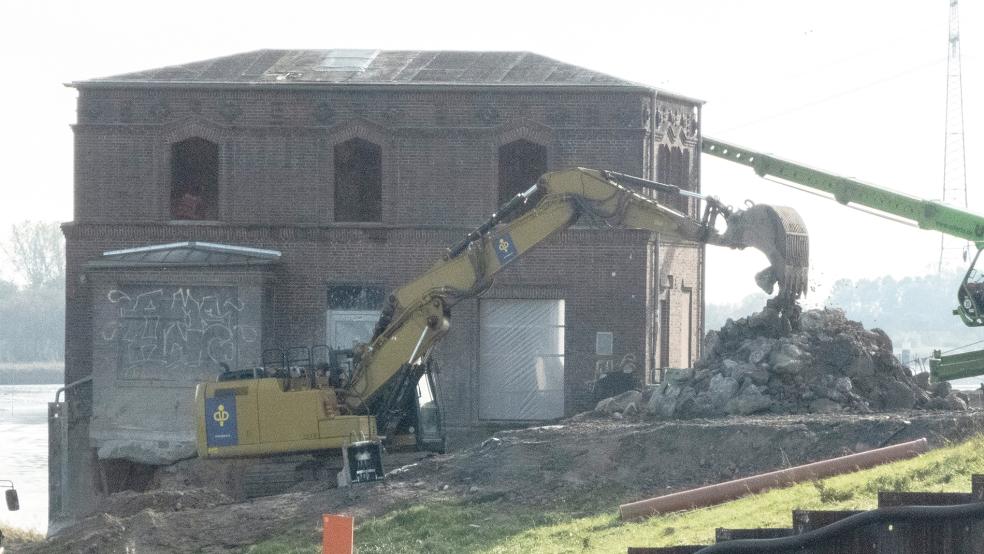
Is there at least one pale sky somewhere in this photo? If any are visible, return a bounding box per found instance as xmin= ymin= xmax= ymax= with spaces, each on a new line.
xmin=1 ymin=0 xmax=980 ymax=304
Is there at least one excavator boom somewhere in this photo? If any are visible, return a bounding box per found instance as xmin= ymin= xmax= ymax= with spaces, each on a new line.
xmin=346 ymin=167 xmax=809 ymax=415
xmin=196 ymin=166 xmax=811 ymax=463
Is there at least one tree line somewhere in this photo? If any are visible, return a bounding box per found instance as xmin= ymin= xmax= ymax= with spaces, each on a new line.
xmin=0 ymin=221 xmax=64 ymax=363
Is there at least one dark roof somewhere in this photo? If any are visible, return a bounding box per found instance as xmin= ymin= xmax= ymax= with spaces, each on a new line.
xmin=75 ymin=50 xmax=650 ymax=89
xmin=87 ymin=242 xmax=281 ymax=269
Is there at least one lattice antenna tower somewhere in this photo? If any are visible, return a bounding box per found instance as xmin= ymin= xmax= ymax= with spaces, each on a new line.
xmin=939 ymin=0 xmax=970 ymax=271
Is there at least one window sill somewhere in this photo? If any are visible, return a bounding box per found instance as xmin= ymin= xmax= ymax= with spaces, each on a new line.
xmin=168 ymin=219 xmax=224 ymax=226
xmin=329 ymin=221 xmax=385 ymax=228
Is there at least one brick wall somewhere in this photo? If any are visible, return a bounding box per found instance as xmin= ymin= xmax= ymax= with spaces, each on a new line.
xmin=73 ymin=88 xmax=650 ymax=225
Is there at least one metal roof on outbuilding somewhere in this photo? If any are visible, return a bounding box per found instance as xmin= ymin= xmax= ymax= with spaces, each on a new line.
xmin=87 ymin=242 xmax=281 ymax=269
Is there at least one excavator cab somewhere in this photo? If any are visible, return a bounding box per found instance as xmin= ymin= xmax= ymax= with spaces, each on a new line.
xmin=957 ymin=248 xmax=984 ymax=326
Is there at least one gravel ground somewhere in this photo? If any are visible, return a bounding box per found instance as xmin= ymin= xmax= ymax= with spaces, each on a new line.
xmin=21 ymin=410 xmax=984 ymax=553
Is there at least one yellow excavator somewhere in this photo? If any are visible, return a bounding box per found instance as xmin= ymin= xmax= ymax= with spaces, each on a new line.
xmin=195 ymin=167 xmax=809 ymax=485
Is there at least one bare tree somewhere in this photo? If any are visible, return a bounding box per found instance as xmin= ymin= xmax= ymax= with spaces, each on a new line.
xmin=5 ymin=221 xmax=65 ymax=287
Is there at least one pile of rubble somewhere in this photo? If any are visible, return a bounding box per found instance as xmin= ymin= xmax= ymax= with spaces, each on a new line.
xmin=596 ymin=307 xmax=970 ymax=419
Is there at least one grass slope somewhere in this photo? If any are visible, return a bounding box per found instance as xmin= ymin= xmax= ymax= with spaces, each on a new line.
xmin=0 ymin=521 xmax=44 ymax=550
xmin=254 ymin=435 xmax=984 ymax=553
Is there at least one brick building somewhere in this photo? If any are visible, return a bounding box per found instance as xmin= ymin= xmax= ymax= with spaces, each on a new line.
xmin=53 ymin=50 xmax=705 ymax=520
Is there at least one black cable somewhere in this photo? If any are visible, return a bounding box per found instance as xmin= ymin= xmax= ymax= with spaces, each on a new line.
xmin=940 ymin=338 xmax=984 ymax=355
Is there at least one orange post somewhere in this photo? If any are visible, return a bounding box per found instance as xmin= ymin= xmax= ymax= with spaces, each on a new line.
xmin=322 ymin=514 xmax=354 ymax=554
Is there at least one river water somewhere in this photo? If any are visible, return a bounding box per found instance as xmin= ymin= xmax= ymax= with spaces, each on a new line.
xmin=0 ymin=384 xmax=58 ymax=533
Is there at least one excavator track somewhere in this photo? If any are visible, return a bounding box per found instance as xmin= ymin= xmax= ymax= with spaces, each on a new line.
xmin=241 ymin=455 xmax=343 ymax=498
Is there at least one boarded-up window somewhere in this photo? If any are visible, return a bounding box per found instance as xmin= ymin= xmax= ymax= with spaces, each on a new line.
xmin=170 ymin=137 xmax=219 ymax=220
xmin=334 ymin=138 xmax=382 ymax=222
xmin=479 ymin=299 xmax=565 ymax=421
xmin=498 ymin=140 xmax=547 ymax=207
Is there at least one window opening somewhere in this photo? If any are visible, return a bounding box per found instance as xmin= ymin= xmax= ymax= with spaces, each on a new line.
xmin=656 ymin=144 xmax=691 ymax=214
xmin=498 ymin=140 xmax=547 ymax=208
xmin=326 ymin=285 xmax=385 ymax=350
xmin=656 ymin=144 xmax=672 ymax=207
xmin=671 ymin=147 xmax=691 ymax=214
xmin=170 ymin=137 xmax=218 ymax=220
xmin=334 ymin=138 xmax=382 ymax=222
xmin=659 ymin=297 xmax=671 ymax=368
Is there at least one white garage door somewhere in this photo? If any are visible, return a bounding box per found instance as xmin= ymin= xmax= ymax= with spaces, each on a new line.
xmin=479 ymin=299 xmax=565 ymax=420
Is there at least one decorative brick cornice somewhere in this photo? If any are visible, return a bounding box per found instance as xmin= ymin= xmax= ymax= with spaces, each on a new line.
xmin=325 ymin=116 xmax=393 ymax=147
xmin=162 ymin=117 xmax=229 ymax=143
xmin=654 ymin=100 xmax=699 ymax=148
xmin=494 ymin=119 xmax=554 ymax=147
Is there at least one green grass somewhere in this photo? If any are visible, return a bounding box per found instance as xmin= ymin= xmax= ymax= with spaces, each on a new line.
xmin=248 ymin=435 xmax=984 ymax=553
xmin=0 ymin=520 xmax=45 ymax=548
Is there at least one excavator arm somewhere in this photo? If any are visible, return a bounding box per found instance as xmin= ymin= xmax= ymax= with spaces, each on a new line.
xmin=343 ymin=167 xmax=809 ymax=422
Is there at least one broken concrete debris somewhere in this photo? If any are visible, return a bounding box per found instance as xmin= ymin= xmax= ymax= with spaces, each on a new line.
xmin=595 ymin=307 xmax=970 ymax=419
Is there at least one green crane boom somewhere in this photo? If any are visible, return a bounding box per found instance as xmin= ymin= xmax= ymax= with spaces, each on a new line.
xmin=702 ymin=137 xmax=984 ymax=248
xmin=701 ymin=136 xmax=984 ymax=383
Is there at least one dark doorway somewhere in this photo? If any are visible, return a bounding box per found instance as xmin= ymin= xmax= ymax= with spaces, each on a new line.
xmin=170 ymin=137 xmax=219 ymax=220
xmin=498 ymin=140 xmax=547 ymax=207
xmin=334 ymin=138 xmax=382 ymax=222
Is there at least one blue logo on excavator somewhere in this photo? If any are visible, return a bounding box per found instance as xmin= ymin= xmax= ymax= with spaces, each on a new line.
xmin=493 ymin=233 xmax=518 ymax=265
xmin=205 ymin=394 xmax=238 ymax=447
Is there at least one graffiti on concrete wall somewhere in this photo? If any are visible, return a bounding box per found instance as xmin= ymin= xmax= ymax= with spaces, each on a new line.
xmin=101 ymin=286 xmax=258 ymax=380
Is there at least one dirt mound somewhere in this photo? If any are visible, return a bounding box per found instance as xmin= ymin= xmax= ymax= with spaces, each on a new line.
xmin=431 ymin=412 xmax=984 ymax=505
xmin=25 ymin=412 xmax=984 ymax=553
xmin=95 ymin=488 xmax=232 ymax=519
xmin=641 ymin=307 xmax=967 ymax=418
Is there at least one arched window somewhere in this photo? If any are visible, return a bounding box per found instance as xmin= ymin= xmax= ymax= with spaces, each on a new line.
xmin=656 ymin=144 xmax=671 ymax=184
xmin=670 ymin=146 xmax=691 ymax=214
xmin=170 ymin=137 xmax=218 ymax=220
xmin=656 ymin=144 xmax=691 ymax=214
xmin=498 ymin=140 xmax=547 ymax=207
xmin=334 ymin=138 xmax=382 ymax=222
